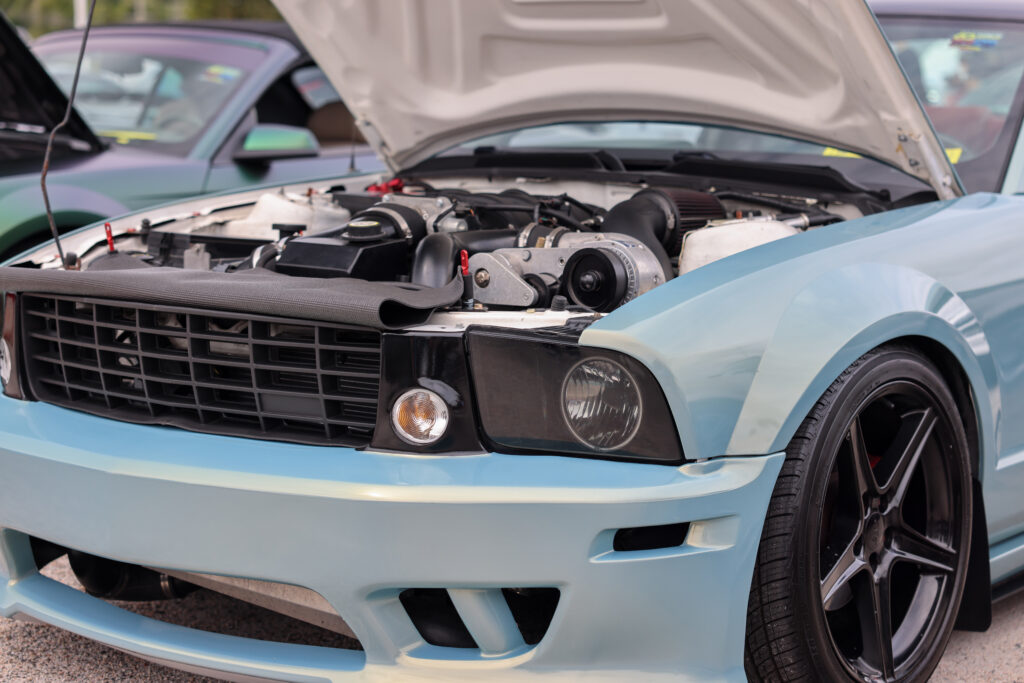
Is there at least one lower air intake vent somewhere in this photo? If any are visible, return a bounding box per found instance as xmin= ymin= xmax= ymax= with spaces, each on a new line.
xmin=399 ymin=587 xmax=560 ymax=650
xmin=21 ymin=294 xmax=381 ymax=446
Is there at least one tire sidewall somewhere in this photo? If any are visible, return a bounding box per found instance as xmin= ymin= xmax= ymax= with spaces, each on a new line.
xmin=788 ymin=349 xmax=973 ymax=681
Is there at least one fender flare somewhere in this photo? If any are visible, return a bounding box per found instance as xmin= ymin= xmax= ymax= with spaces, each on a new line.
xmin=732 ymin=263 xmax=998 ymax=472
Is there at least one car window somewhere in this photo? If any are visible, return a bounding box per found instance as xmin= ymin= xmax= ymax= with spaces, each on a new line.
xmin=879 ymin=18 xmax=1024 ymax=192
xmin=34 ymin=34 xmax=267 ymax=157
xmin=252 ymin=65 xmax=364 ymax=150
xmin=291 ymin=65 xmax=341 ymax=110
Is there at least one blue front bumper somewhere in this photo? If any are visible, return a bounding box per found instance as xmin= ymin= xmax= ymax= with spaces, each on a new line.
xmin=0 ymin=397 xmax=783 ymax=681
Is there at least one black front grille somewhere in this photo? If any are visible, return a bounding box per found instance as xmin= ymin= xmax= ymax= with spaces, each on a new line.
xmin=20 ymin=294 xmax=382 ymax=446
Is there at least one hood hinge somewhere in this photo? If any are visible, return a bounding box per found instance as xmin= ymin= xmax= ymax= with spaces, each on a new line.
xmin=894 ymin=127 xmax=960 ymax=200
xmin=355 ymin=118 xmax=397 ymax=174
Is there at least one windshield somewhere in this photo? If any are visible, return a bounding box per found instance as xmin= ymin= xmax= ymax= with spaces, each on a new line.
xmin=33 ymin=34 xmax=267 ymax=157
xmin=879 ymin=17 xmax=1024 ymax=193
xmin=459 ymin=122 xmax=827 ymax=154
xmin=446 ymin=122 xmax=928 ymax=198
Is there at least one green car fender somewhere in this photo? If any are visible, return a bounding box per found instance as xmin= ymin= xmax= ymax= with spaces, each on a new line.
xmin=0 ymin=180 xmax=127 ymax=256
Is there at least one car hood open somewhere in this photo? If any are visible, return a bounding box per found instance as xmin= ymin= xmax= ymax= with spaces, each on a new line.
xmin=274 ymin=0 xmax=960 ymax=198
xmin=0 ymin=12 xmax=100 ymax=152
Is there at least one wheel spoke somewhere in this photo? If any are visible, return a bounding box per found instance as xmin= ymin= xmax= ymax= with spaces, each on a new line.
xmin=821 ymin=537 xmax=866 ymax=610
xmin=883 ymin=408 xmax=936 ymax=505
xmin=848 ymin=416 xmax=879 ymax=505
xmin=857 ymin=575 xmax=896 ymax=679
xmin=891 ymin=527 xmax=956 ymax=575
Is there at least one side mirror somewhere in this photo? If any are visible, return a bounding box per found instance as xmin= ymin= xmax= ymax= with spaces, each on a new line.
xmin=233 ymin=124 xmax=319 ymax=164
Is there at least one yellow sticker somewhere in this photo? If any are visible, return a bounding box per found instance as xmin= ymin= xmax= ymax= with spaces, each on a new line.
xmin=823 ymin=147 xmax=862 ymax=159
xmin=951 ymin=31 xmax=1002 ymax=51
xmin=99 ymin=130 xmax=158 ymax=145
xmin=823 ymin=146 xmax=963 ymax=164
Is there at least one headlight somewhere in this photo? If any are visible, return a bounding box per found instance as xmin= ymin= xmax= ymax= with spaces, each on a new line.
xmin=391 ymin=388 xmax=450 ymax=445
xmin=467 ymin=328 xmax=683 ymax=464
xmin=562 ymin=358 xmax=641 ymax=450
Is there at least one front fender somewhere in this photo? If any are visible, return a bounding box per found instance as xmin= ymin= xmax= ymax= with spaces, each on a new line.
xmin=731 ymin=263 xmax=998 ymax=465
xmin=582 ymin=198 xmax=1002 ymax=468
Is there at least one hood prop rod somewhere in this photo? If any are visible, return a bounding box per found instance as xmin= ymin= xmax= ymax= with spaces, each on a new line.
xmin=40 ymin=0 xmax=97 ymax=270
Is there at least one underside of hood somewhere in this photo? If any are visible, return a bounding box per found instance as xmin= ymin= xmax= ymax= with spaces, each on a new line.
xmin=274 ymin=0 xmax=960 ymax=198
xmin=0 ymin=12 xmax=100 ymax=151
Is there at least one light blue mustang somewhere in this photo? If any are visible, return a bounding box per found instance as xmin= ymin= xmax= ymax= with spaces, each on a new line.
xmin=1 ymin=0 xmax=1023 ymax=681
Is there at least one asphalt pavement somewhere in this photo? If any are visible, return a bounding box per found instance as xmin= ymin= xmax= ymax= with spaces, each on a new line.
xmin=1 ymin=557 xmax=1022 ymax=681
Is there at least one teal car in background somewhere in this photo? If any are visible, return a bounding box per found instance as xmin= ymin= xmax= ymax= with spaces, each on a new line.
xmin=0 ymin=15 xmax=380 ymax=260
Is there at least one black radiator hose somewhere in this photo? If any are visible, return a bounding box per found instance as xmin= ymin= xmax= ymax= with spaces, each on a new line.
xmin=598 ymin=194 xmax=674 ymax=279
xmin=412 ymin=230 xmax=518 ymax=288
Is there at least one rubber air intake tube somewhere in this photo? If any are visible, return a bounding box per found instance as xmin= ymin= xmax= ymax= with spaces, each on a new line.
xmin=599 ymin=188 xmax=726 ymax=278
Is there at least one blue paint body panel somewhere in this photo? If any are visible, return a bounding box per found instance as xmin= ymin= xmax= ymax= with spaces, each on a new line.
xmin=3 ymin=183 xmax=1024 ymax=676
xmin=585 ymin=192 xmax=1024 ymax=549
xmin=0 ymin=397 xmax=783 ymax=680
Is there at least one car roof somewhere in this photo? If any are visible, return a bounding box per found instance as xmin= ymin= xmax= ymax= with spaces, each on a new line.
xmin=871 ymin=0 xmax=1024 ymax=22
xmin=33 ymin=20 xmax=309 ymax=58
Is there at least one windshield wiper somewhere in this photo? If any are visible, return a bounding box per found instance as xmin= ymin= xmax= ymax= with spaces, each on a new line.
xmin=668 ymin=149 xmax=721 ymax=163
xmin=655 ymin=152 xmax=879 ymax=195
xmin=457 ymin=147 xmax=629 ymax=171
xmin=0 ymin=121 xmax=48 ymax=135
xmin=0 ymin=124 xmax=95 ymax=152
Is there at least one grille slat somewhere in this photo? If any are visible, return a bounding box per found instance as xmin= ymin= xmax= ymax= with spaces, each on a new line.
xmin=22 ymin=295 xmax=382 ymax=447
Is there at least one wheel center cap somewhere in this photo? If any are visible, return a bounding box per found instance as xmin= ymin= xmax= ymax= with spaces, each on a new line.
xmin=864 ymin=514 xmax=886 ymax=555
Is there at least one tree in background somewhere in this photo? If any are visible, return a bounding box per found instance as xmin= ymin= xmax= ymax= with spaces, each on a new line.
xmin=2 ymin=0 xmax=281 ymax=36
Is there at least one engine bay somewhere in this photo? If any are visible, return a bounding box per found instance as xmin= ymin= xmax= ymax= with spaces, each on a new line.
xmin=29 ymin=177 xmax=857 ymax=319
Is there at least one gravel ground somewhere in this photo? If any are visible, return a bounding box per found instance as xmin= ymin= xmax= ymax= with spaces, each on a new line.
xmin=933 ymin=590 xmax=1024 ymax=682
xmin=0 ymin=557 xmax=359 ymax=682
xmin=1 ymin=558 xmax=1023 ymax=681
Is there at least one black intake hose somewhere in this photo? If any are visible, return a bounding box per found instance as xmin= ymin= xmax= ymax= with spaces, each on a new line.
xmin=412 ymin=230 xmax=518 ymax=288
xmin=599 ymin=195 xmax=674 ymax=279
xmin=69 ymin=550 xmax=197 ymax=601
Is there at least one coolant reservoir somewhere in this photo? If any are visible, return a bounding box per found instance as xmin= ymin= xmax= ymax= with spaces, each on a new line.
xmin=208 ymin=192 xmax=351 ymax=239
xmin=679 ymin=218 xmax=799 ymax=274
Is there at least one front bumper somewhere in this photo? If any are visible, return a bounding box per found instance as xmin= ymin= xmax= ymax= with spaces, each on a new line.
xmin=0 ymin=397 xmax=783 ymax=682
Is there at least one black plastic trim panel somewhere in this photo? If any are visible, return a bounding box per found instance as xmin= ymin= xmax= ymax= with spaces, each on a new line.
xmin=20 ymin=294 xmax=381 ymax=447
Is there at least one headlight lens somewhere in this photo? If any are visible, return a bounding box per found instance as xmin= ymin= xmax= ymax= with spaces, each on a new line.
xmin=391 ymin=388 xmax=450 ymax=445
xmin=562 ymin=358 xmax=641 ymax=450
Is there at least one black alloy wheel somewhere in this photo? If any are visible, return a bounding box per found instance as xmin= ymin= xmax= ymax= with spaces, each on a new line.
xmin=745 ymin=346 xmax=973 ymax=682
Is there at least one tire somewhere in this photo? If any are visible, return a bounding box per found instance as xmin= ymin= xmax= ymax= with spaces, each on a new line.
xmin=744 ymin=346 xmax=973 ymax=682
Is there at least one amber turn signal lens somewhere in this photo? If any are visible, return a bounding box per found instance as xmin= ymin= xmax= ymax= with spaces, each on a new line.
xmin=391 ymin=388 xmax=449 ymax=445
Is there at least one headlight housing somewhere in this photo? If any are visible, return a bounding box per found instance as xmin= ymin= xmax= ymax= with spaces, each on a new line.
xmin=467 ymin=328 xmax=683 ymax=464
